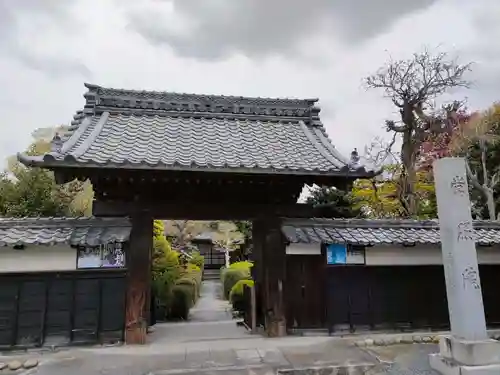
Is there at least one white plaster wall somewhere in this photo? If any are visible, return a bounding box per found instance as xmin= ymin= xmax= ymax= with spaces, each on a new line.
xmin=366 ymin=244 xmax=500 ymax=266
xmin=286 ymin=243 xmax=321 ymax=255
xmin=0 ymin=244 xmax=77 ymax=273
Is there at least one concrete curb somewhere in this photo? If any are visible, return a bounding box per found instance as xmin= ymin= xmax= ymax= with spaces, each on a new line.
xmin=277 ymin=363 xmax=376 ymax=375
xmin=151 ymin=363 xmax=275 ymax=374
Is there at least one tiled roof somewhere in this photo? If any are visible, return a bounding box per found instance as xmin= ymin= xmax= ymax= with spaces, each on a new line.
xmin=18 ymin=83 xmax=375 ymax=177
xmin=192 ymin=232 xmax=216 ymax=243
xmin=282 ymin=218 xmax=500 ymax=246
xmin=0 ymin=217 xmax=131 ymax=247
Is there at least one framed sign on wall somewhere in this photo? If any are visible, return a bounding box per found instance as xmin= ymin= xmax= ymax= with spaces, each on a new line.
xmin=326 ymin=244 xmax=366 ymax=265
xmin=77 ymin=242 xmax=125 ymax=269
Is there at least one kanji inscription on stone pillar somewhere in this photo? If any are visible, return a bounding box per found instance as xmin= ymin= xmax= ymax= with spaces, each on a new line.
xmin=433 ymin=157 xmax=487 ymax=341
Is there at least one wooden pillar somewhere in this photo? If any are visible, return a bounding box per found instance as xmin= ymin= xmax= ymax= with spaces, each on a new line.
xmin=125 ymin=214 xmax=153 ymax=344
xmin=262 ymin=218 xmax=287 ymax=337
xmin=251 ymin=220 xmax=265 ymax=327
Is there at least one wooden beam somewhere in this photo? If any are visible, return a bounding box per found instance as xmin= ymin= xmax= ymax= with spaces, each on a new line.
xmin=124 ymin=214 xmax=153 ymax=345
xmin=260 ymin=218 xmax=287 ymax=337
xmin=93 ymin=201 xmax=338 ymax=220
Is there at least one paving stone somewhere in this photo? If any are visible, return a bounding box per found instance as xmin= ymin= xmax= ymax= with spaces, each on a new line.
xmin=207 ymin=349 xmax=238 ymax=367
xmin=257 ymin=348 xmax=288 ymax=365
xmin=384 ymin=337 xmax=395 ymax=346
xmin=235 ymin=349 xmax=262 ymax=365
xmin=23 ymin=358 xmax=39 ymax=369
xmin=8 ymin=360 xmax=22 ymax=371
xmin=186 ymin=348 xmax=210 ymax=368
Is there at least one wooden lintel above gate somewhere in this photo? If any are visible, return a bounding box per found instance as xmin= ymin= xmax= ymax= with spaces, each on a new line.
xmin=92 ymin=200 xmax=332 ymax=220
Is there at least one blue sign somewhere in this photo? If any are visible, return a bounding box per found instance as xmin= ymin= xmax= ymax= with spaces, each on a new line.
xmin=326 ymin=244 xmax=347 ymax=265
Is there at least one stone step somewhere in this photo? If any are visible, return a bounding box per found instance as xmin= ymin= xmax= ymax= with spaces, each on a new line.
xmin=152 ymin=364 xmax=278 ymax=375
xmin=151 ymin=363 xmax=377 ymax=375
xmin=203 ymin=269 xmax=221 ymax=280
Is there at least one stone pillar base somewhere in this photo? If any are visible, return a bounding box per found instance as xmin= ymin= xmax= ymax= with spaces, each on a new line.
xmin=125 ymin=320 xmax=148 ymax=345
xmin=429 ymin=335 xmax=500 ymax=374
xmin=267 ymin=319 xmax=286 ymax=337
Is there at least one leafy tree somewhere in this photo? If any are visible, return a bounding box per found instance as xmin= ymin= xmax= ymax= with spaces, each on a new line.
xmin=305 ymin=186 xmax=361 ymax=218
xmin=234 ymin=221 xmax=252 ymax=241
xmin=463 ymin=104 xmax=500 ymax=219
xmin=0 ymin=127 xmax=93 ymax=217
xmin=365 ymin=51 xmax=472 ymax=217
xmin=351 ymin=164 xmax=436 ymax=219
xmin=423 ymin=104 xmax=500 ymax=219
xmin=153 ymin=220 xmax=166 ymax=239
xmin=164 ymin=220 xmax=211 ymax=251
xmin=0 ymin=167 xmax=65 ymax=217
xmin=234 ymin=220 xmax=252 ymax=258
xmin=212 ymin=222 xmax=244 ymax=267
xmin=418 ymin=104 xmax=500 ymax=219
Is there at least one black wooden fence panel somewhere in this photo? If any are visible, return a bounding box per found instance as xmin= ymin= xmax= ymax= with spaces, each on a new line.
xmin=326 ymin=265 xmax=500 ymax=333
xmin=0 ymin=270 xmax=126 ymax=349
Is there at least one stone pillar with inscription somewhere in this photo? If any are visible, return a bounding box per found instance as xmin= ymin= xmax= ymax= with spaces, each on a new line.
xmin=430 ymin=157 xmax=500 ymax=375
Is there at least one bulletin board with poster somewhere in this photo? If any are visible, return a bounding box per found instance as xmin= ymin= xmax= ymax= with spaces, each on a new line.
xmin=326 ymin=243 xmax=365 ymax=265
xmin=77 ymin=242 xmax=126 ymax=269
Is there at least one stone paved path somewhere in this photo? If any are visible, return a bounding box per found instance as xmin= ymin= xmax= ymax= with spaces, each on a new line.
xmin=189 ymin=279 xmax=234 ymax=322
xmin=148 ymin=279 xmax=250 ymax=345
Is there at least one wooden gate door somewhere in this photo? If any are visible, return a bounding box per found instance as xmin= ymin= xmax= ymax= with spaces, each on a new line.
xmin=285 ymin=255 xmax=325 ymax=329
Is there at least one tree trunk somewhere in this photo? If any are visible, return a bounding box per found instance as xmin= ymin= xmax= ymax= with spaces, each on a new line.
xmin=485 ymin=186 xmax=496 ymax=220
xmin=400 ymin=131 xmax=418 ymax=217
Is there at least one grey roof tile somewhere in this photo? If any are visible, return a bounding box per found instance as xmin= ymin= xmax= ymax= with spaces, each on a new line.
xmin=86 ymin=83 xmax=318 ymax=108
xmin=18 ymin=84 xmax=375 ymax=177
xmin=0 ymin=217 xmax=131 ymax=247
xmin=282 ymin=218 xmax=500 ymax=246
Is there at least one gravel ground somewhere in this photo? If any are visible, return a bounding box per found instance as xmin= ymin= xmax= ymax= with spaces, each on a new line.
xmin=368 ymin=344 xmax=439 ymax=375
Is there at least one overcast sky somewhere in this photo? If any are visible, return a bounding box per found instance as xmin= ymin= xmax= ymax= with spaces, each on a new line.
xmin=0 ymin=0 xmax=499 ymax=167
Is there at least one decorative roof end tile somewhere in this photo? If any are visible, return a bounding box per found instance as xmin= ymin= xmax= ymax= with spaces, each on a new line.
xmin=50 ymin=133 xmax=63 ymax=153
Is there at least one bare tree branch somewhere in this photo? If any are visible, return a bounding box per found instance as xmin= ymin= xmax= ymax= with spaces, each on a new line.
xmin=364 ymin=49 xmax=472 ymax=217
xmin=465 ymin=159 xmax=482 ymax=190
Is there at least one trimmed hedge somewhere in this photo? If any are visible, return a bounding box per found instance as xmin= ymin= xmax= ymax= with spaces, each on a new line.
xmin=169 ymin=266 xmax=203 ymax=320
xmin=170 ymin=284 xmax=194 ymax=320
xmin=152 ymin=231 xmax=205 ymax=321
xmin=152 ymin=243 xmax=181 ymax=320
xmin=190 ymin=251 xmax=205 ymax=269
xmin=229 ymin=261 xmax=253 ymax=271
xmin=229 ymin=279 xmax=254 ymax=313
xmin=221 ymin=261 xmax=253 ymax=299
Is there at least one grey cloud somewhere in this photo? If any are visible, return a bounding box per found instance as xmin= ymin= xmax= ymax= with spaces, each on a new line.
xmin=0 ymin=0 xmax=89 ymax=77
xmin=461 ymin=2 xmax=500 ymax=106
xmin=126 ymin=0 xmax=437 ymax=60
xmin=13 ymin=49 xmax=91 ymax=78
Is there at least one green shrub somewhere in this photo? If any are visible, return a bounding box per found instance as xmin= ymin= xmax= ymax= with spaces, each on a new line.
xmin=230 ymin=279 xmax=254 ymax=299
xmin=176 ymin=275 xmax=198 ymax=304
xmin=152 ymin=241 xmax=180 ymax=319
xmin=189 ymin=251 xmax=205 ymax=269
xmin=178 ymin=266 xmax=203 ymax=298
xmin=221 ymin=268 xmax=250 ymax=299
xmin=152 ymin=237 xmax=176 ymax=279
xmin=150 ymin=228 xmax=204 ymax=321
xmin=168 ymin=266 xmax=203 ymax=320
xmin=169 ymin=284 xmax=194 ymax=320
xmin=229 ymin=279 xmax=254 ymax=311
xmin=229 ymin=261 xmax=253 ymax=270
